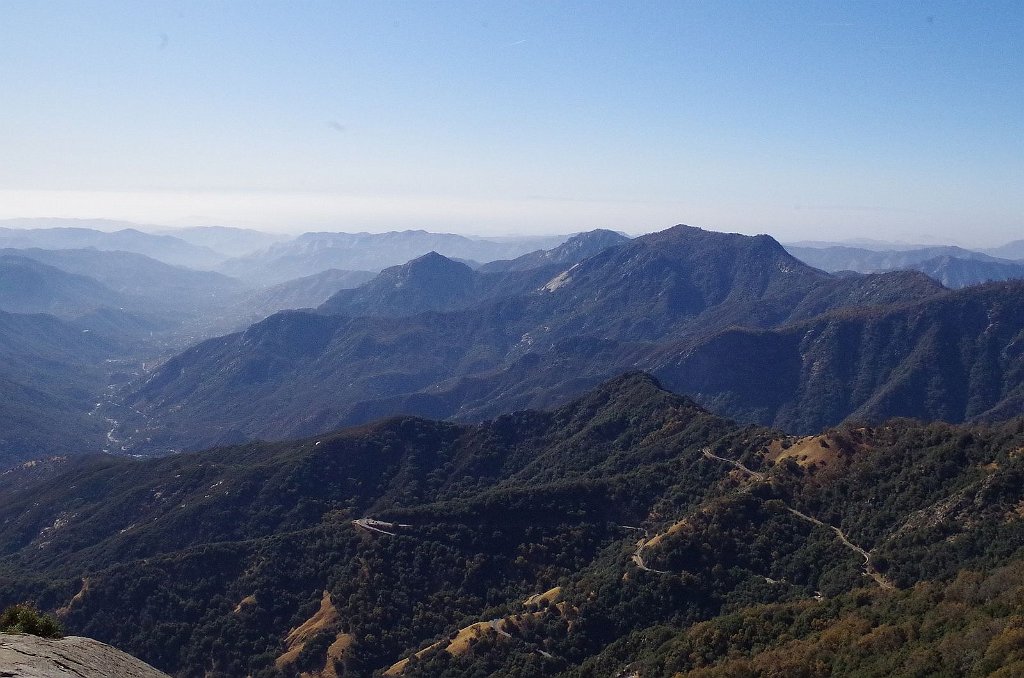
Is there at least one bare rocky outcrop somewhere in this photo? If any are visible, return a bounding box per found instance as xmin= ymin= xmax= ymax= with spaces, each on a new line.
xmin=0 ymin=632 xmax=168 ymax=678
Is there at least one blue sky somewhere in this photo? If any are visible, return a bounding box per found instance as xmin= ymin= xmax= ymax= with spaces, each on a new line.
xmin=0 ymin=1 xmax=1021 ymax=244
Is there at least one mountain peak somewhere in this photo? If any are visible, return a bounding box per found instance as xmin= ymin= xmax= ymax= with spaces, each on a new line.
xmin=598 ymin=370 xmax=664 ymax=392
xmin=478 ymin=229 xmax=630 ymax=273
xmin=404 ymin=250 xmax=468 ymax=271
xmin=643 ymin=224 xmax=787 ymax=252
xmin=566 ymin=371 xmax=707 ymax=416
xmin=318 ymin=251 xmax=478 ymax=316
xmin=548 ymin=229 xmax=630 ymax=257
xmin=386 ymin=251 xmax=474 ymax=285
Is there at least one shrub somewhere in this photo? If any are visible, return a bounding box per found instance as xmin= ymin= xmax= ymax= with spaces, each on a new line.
xmin=0 ymin=603 xmax=64 ymax=638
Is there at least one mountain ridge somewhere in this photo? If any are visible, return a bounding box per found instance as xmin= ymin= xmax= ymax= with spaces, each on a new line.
xmin=218 ymin=230 xmax=573 ymax=284
xmin=477 ymin=229 xmax=631 ymax=273
xmin=0 ymin=255 xmax=125 ymax=317
xmin=0 ymin=224 xmax=225 ymax=269
xmin=319 ymin=251 xmax=561 ymax=318
xmin=122 ymin=225 xmax=954 ymax=453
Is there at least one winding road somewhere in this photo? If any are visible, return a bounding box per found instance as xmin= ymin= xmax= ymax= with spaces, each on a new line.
xmin=701 ymin=448 xmax=895 ymax=590
xmin=352 ymin=518 xmax=412 ymax=537
xmin=701 ymin=448 xmax=765 ymax=481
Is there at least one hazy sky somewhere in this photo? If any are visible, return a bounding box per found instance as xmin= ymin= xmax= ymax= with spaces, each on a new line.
xmin=1 ymin=1 xmax=1021 ymax=244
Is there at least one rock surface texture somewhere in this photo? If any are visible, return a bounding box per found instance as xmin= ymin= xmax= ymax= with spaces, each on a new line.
xmin=0 ymin=633 xmax=168 ymax=678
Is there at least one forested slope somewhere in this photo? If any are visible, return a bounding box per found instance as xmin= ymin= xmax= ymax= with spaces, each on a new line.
xmin=1 ymin=374 xmax=1021 ymax=677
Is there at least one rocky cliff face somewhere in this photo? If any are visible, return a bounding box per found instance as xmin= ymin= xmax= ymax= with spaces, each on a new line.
xmin=0 ymin=633 xmax=169 ymax=678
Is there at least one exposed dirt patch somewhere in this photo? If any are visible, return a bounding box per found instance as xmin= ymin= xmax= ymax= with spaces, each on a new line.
xmin=275 ymin=591 xmax=339 ymax=670
xmin=56 ymin=577 xmax=91 ymax=618
xmin=232 ymin=595 xmax=256 ymax=614
xmin=383 ymin=587 xmax=576 ymax=675
xmin=383 ymin=639 xmax=444 ymax=676
xmin=643 ymin=519 xmax=690 ymax=550
xmin=445 ymin=621 xmax=494 ymax=655
xmin=542 ymin=265 xmax=577 ymax=291
xmin=767 ymin=434 xmax=848 ymax=468
xmin=523 ymin=586 xmax=561 ymax=608
xmin=318 ymin=632 xmax=354 ymax=678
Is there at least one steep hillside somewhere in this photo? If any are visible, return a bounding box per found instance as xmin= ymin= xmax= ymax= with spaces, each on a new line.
xmin=0 ymin=255 xmax=124 ymax=317
xmin=0 ymin=311 xmax=119 ymax=466
xmin=124 ymin=226 xmax=945 ymax=453
xmin=214 ymin=269 xmax=376 ymax=333
xmin=576 ymin=558 xmax=1024 ymax=677
xmin=477 ymin=229 xmax=631 ymax=273
xmin=0 ymin=248 xmax=246 ymax=304
xmin=1 ymin=374 xmax=1021 ymax=677
xmin=0 ymin=247 xmax=260 ymax=354
xmin=653 ymin=281 xmax=1024 ymax=432
xmin=520 ymin=228 xmax=941 ymax=342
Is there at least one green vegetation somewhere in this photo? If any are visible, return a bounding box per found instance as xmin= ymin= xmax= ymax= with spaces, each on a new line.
xmin=659 ymin=280 xmax=1024 ymax=434
xmin=125 ymin=225 xmax=964 ymax=454
xmin=0 ymin=309 xmax=116 ymax=466
xmin=0 ymin=373 xmax=1022 ymax=676
xmin=0 ymin=603 xmax=63 ymax=638
xmin=575 ymin=559 xmax=1024 ymax=677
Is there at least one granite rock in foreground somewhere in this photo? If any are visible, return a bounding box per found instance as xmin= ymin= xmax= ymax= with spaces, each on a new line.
xmin=0 ymin=633 xmax=168 ymax=678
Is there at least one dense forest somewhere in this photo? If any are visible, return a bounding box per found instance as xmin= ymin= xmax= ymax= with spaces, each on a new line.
xmin=1 ymin=373 xmax=1021 ymax=676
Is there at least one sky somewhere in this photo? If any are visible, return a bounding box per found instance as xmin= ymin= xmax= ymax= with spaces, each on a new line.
xmin=0 ymin=1 xmax=1021 ymax=245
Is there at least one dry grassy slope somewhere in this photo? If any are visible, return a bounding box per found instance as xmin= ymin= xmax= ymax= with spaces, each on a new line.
xmin=383 ymin=587 xmax=573 ymax=676
xmin=274 ymin=590 xmax=354 ymax=678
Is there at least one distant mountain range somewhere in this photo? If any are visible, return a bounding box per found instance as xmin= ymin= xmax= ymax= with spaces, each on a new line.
xmin=0 ymin=255 xmax=124 ymax=317
xmin=125 ymin=225 xmax=989 ymax=453
xmin=985 ymin=238 xmax=1024 ymax=260
xmin=216 ymin=269 xmax=378 ymax=333
xmin=3 ymin=222 xmax=1024 ymax=676
xmin=321 ymin=231 xmax=631 ymax=318
xmin=0 ymin=222 xmax=575 ymax=282
xmin=216 ymin=230 xmax=575 ymax=284
xmin=0 ymin=227 xmax=630 ymax=463
xmin=0 ymin=221 xmax=225 ymax=269
xmin=7 ymin=219 xmax=1021 ymax=291
xmin=155 ymin=225 xmax=288 ymax=258
xmin=0 ymin=247 xmax=243 ymax=307
xmin=785 ymin=244 xmax=999 ymax=272
xmin=0 ymin=247 xmax=376 ymax=349
xmin=0 ymin=248 xmax=250 ymax=357
xmin=785 ymin=243 xmax=1024 ymax=288
xmin=477 ymin=229 xmax=630 ymax=273
xmin=2 ymin=222 xmax=1024 ymax=464
xmin=910 ymin=254 xmax=1024 ymax=288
